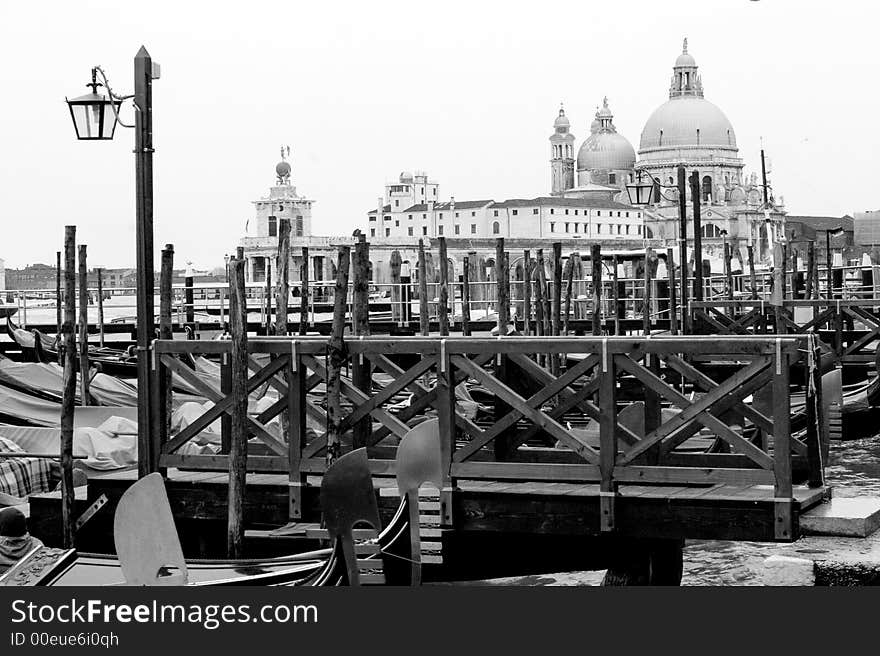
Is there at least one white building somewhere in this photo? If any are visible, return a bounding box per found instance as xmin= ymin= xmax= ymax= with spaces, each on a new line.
xmin=367 ymin=171 xmax=647 ymax=242
xmin=0 ymin=257 xmax=5 ymax=291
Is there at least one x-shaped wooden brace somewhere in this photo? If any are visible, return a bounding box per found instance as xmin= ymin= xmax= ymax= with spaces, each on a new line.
xmin=161 ymin=354 xmax=288 ymax=456
xmin=616 ymin=355 xmax=776 ymax=469
xmin=451 ymin=355 xmax=600 ymax=464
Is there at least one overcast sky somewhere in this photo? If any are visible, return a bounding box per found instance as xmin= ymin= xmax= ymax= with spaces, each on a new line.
xmin=1 ymin=1 xmax=877 ymax=269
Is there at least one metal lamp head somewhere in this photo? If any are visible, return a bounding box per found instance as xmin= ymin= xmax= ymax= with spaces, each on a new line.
xmin=65 ymin=69 xmax=122 ymax=140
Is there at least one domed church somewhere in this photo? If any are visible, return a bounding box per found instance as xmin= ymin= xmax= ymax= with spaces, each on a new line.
xmin=551 ymin=38 xmax=787 ymax=267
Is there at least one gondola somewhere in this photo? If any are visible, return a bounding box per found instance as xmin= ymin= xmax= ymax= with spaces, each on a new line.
xmin=1 ymin=445 xmax=421 ymax=587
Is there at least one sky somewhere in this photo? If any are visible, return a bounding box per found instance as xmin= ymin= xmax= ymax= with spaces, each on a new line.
xmin=1 ymin=0 xmax=878 ymax=270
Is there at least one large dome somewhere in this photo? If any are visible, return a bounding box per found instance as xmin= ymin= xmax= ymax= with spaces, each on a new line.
xmin=639 ymin=96 xmax=737 ymax=152
xmin=577 ymin=132 xmax=636 ymax=172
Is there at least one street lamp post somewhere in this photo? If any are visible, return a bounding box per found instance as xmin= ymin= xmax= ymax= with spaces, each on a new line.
xmin=66 ymin=46 xmax=159 ymax=478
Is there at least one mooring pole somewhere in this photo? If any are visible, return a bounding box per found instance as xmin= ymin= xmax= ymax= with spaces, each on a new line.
xmin=495 ymin=238 xmax=509 ymax=334
xmin=612 ymin=254 xmax=621 ymax=336
xmin=352 ymin=236 xmax=371 ymax=450
xmin=299 ymin=246 xmax=309 ymax=336
xmin=55 ymin=251 xmax=62 ymax=360
xmin=522 ymin=250 xmax=531 ymax=336
xmin=96 ymin=267 xmax=105 ymax=348
xmin=264 ymin=260 xmax=272 ymax=336
xmin=667 ymin=248 xmax=678 ymax=335
xmin=390 ymin=250 xmax=402 ymax=325
xmin=690 ymin=171 xmax=704 ymax=304
xmin=60 ymin=226 xmax=76 ymax=548
xmin=134 ymin=46 xmax=156 ymax=478
xmin=156 ymin=244 xmax=174 ymax=474
xmin=536 ymin=248 xmax=549 ymax=336
xmin=78 ymin=244 xmax=90 ymax=406
xmin=438 ymin=237 xmax=450 ymax=336
xmin=677 ymin=165 xmax=689 ymax=333
xmin=461 ymin=255 xmax=472 ymax=336
xmin=563 ymin=254 xmax=574 ymax=336
xmin=418 ymin=239 xmax=429 ymax=336
xmin=591 ymin=244 xmax=602 ymax=336
xmin=276 ymin=218 xmax=290 ymax=336
xmin=226 ymin=255 xmax=248 ymax=559
xmin=326 ymin=246 xmax=351 ymax=467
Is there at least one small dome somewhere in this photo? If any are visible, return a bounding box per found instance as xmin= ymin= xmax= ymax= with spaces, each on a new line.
xmin=275 ymin=160 xmax=291 ymax=179
xmin=554 ymin=107 xmax=570 ymax=129
xmin=399 ymin=171 xmax=414 ymax=182
xmin=675 ymin=52 xmax=696 ymax=67
xmin=675 ymin=37 xmax=696 ymax=67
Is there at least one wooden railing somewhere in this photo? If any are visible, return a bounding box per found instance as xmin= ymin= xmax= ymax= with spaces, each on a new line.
xmin=151 ymin=335 xmax=825 ymax=540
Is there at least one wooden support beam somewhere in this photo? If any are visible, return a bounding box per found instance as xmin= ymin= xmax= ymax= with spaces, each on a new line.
xmin=77 ymin=244 xmax=90 ymax=406
xmin=60 ymin=226 xmax=76 ymax=549
xmin=226 ymin=256 xmax=249 ymax=558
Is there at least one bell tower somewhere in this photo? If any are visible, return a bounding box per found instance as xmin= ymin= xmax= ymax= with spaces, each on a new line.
xmin=550 ymin=105 xmax=576 ymax=195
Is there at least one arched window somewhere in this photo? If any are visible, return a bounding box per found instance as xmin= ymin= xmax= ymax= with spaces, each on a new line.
xmin=701 ymin=223 xmax=721 ymax=238
xmin=701 ymin=175 xmax=712 ymax=203
xmin=492 ymin=221 xmax=500 ymax=234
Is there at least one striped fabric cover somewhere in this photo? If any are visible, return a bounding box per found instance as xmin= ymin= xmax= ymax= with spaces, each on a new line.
xmin=0 ymin=437 xmax=52 ymax=498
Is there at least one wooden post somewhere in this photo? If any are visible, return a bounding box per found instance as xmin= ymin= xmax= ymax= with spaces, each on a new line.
xmin=771 ymin=242 xmax=786 ymax=335
xmin=55 ymin=251 xmax=62 ymax=348
xmin=96 ymin=267 xmax=105 ymax=348
xmin=263 ymin=260 xmax=272 ymax=336
xmin=805 ymin=241 xmax=815 ymax=299
xmin=390 ymin=250 xmax=402 ymax=324
xmin=299 ymin=246 xmax=309 ymax=336
xmin=438 ymin=237 xmax=450 ymax=336
xmin=60 ymin=226 xmax=76 ymax=548
xmin=156 ymin=244 xmax=174 ymax=474
xmin=352 ymin=237 xmax=371 ymax=450
xmin=326 ymin=246 xmax=351 ymax=466
xmin=724 ymin=240 xmax=734 ymax=307
xmin=418 ymin=239 xmax=429 ymax=336
xmin=612 ymin=255 xmax=621 ymax=336
xmin=275 ymin=218 xmax=290 ymax=336
xmin=134 ymin=47 xmax=156 ymax=480
xmin=495 ymin=238 xmax=509 ymax=334
xmin=563 ymin=254 xmax=574 ymax=336
xmin=598 ymin=346 xmax=617 ymax=531
xmin=773 ymin=349 xmax=793 ymax=540
xmin=677 ymin=165 xmax=690 ymax=334
xmin=690 ymin=172 xmax=704 ymax=302
xmin=591 ymin=244 xmax=602 ymax=336
xmin=533 ymin=254 xmax=545 ymax=337
xmin=226 ymin=256 xmax=248 ymax=558
xmin=643 ymin=248 xmax=652 ymax=335
xmin=551 ymin=242 xmax=562 ymax=337
xmin=78 ymin=244 xmax=90 ymax=406
xmin=667 ymin=247 xmax=678 ymax=335
xmin=461 ymin=255 xmax=472 ymax=336
xmin=522 ymin=250 xmax=531 ymax=336
xmin=781 ymin=243 xmax=788 ymax=301
xmin=535 ymin=248 xmax=549 ymax=336
xmin=184 ymin=269 xmax=195 ymax=325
